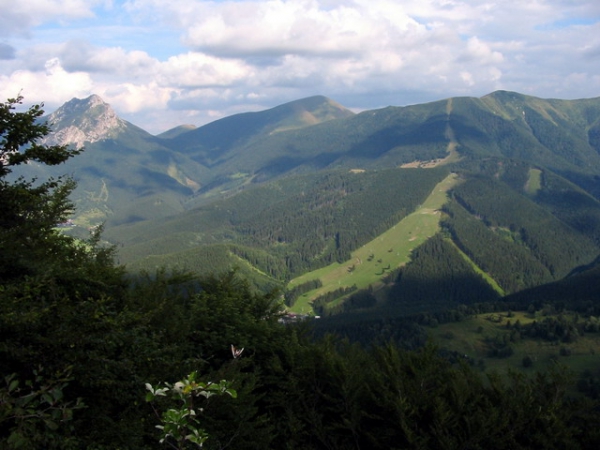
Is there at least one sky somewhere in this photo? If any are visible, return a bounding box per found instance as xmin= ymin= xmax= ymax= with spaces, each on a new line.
xmin=1 ymin=0 xmax=599 ymax=134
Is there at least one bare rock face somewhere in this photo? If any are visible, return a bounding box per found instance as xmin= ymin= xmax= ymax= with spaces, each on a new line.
xmin=41 ymin=95 xmax=127 ymax=148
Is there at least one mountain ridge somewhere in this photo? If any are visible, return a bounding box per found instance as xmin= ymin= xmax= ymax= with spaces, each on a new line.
xmin=167 ymin=95 xmax=355 ymax=165
xmin=29 ymin=90 xmax=600 ymax=226
xmin=23 ymin=90 xmax=600 ymax=318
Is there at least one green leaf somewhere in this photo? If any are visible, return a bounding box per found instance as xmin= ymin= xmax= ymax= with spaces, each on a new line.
xmin=50 ymin=388 xmax=63 ymax=403
xmin=44 ymin=419 xmax=59 ymax=430
xmin=41 ymin=393 xmax=54 ymax=405
xmin=8 ymin=379 xmax=19 ymax=392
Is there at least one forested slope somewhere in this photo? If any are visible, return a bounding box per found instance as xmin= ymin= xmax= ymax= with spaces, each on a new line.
xmin=301 ymin=164 xmax=600 ymax=317
xmin=110 ymin=153 xmax=600 ymax=317
xmin=110 ymin=168 xmax=449 ymax=285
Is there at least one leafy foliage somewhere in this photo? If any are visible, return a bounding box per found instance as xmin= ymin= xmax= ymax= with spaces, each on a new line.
xmin=0 ymin=95 xmax=82 ymax=280
xmin=0 ymin=367 xmax=84 ymax=450
xmin=0 ymin=95 xmax=81 ymax=174
xmin=145 ymin=372 xmax=236 ymax=449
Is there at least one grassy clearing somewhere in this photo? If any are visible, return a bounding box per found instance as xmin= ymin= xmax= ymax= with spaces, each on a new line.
xmin=524 ymin=168 xmax=542 ymax=195
xmin=427 ymin=311 xmax=600 ymax=379
xmin=75 ymin=208 xmax=110 ymax=228
xmin=287 ymin=173 xmax=459 ymax=314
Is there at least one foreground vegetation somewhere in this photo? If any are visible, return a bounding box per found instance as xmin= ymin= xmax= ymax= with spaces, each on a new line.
xmin=2 ymin=97 xmax=600 ymax=449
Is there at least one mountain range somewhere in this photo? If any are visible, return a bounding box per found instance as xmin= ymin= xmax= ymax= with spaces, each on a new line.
xmin=19 ymin=90 xmax=600 ymax=318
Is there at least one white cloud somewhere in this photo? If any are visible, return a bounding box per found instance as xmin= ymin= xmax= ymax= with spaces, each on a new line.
xmin=177 ymin=0 xmax=423 ymax=58
xmin=0 ymin=0 xmax=99 ymax=37
xmin=460 ymin=71 xmax=475 ymax=87
xmin=0 ymin=58 xmax=93 ymax=107
xmin=53 ymin=40 xmax=157 ymax=76
xmin=99 ymin=81 xmax=173 ymax=113
xmin=157 ymin=53 xmax=253 ymax=88
xmin=461 ymin=37 xmax=504 ymax=65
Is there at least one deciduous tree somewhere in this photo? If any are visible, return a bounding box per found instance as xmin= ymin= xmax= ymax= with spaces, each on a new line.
xmin=0 ymin=94 xmax=81 ymax=280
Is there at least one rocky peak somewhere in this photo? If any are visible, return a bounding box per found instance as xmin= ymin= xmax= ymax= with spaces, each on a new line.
xmin=41 ymin=95 xmax=127 ymax=148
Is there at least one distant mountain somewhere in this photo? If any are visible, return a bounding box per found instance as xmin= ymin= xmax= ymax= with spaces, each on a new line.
xmin=32 ymin=94 xmax=357 ymax=224
xmin=30 ymin=96 xmax=209 ymax=226
xmin=165 ymin=96 xmax=354 ymax=188
xmin=41 ymin=95 xmax=140 ymax=148
xmin=17 ymin=90 xmax=600 ymax=318
xmin=157 ymin=124 xmax=197 ymax=140
xmin=167 ymin=95 xmax=354 ymax=171
xmin=40 ymin=91 xmax=600 ymax=213
xmin=447 ymin=91 xmax=600 ymax=187
xmin=148 ymin=91 xmax=600 ymax=201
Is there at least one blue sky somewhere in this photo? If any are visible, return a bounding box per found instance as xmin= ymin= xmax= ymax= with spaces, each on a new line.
xmin=1 ymin=0 xmax=599 ymax=134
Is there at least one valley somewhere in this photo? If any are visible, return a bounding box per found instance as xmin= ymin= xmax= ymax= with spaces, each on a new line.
xmin=22 ymin=89 xmax=600 ymax=320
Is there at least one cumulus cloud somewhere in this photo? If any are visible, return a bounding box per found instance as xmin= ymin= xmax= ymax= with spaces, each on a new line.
xmin=157 ymin=52 xmax=252 ymax=88
xmin=459 ymin=37 xmax=504 ymax=65
xmin=183 ymin=1 xmax=412 ymax=58
xmin=99 ymin=81 xmax=173 ymax=113
xmin=132 ymin=0 xmax=429 ymax=60
xmin=0 ymin=0 xmax=99 ymax=37
xmin=0 ymin=58 xmax=94 ymax=107
xmin=58 ymin=40 xmax=158 ymax=75
xmin=120 ymin=0 xmax=530 ymax=98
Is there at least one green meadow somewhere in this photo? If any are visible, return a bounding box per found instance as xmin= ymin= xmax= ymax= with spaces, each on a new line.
xmin=427 ymin=310 xmax=600 ymax=380
xmin=525 ymin=168 xmax=542 ymax=195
